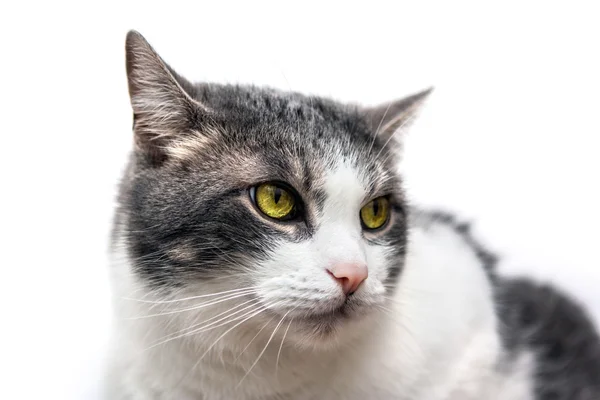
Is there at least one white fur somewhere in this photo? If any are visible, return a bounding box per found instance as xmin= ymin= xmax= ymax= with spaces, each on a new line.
xmin=105 ymin=161 xmax=535 ymax=399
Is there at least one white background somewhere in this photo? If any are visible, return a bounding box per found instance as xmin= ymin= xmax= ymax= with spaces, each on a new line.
xmin=1 ymin=1 xmax=599 ymax=399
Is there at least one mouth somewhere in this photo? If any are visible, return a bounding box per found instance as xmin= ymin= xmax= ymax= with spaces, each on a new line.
xmin=294 ymin=299 xmax=366 ymax=331
xmin=260 ymin=294 xmax=378 ymax=341
xmin=261 ymin=298 xmax=377 ymax=345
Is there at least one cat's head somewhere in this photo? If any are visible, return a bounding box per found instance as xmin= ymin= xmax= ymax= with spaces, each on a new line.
xmin=115 ymin=31 xmax=430 ymax=349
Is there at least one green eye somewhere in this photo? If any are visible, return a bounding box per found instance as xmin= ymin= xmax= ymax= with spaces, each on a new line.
xmin=360 ymin=197 xmax=390 ymax=230
xmin=254 ymin=183 xmax=296 ymax=220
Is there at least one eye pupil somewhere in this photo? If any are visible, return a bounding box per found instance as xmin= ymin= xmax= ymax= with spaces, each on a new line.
xmin=274 ymin=187 xmax=282 ymax=204
xmin=372 ymin=200 xmax=379 ymax=216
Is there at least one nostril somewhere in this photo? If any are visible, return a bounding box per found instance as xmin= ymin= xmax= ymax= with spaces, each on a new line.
xmin=326 ymin=264 xmax=368 ymax=295
xmin=326 ymin=270 xmax=351 ymax=293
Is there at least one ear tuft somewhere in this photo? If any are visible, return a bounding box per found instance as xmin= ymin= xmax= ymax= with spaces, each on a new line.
xmin=125 ymin=30 xmax=203 ymax=163
xmin=365 ymin=87 xmax=433 ymax=140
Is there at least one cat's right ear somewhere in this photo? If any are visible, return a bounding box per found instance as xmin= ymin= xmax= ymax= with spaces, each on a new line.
xmin=125 ymin=30 xmax=206 ymax=163
xmin=364 ymin=88 xmax=433 ymax=142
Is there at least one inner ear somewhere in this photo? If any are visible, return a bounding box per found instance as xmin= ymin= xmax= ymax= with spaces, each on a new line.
xmin=364 ymin=87 xmax=433 ymax=141
xmin=125 ymin=30 xmax=209 ymax=164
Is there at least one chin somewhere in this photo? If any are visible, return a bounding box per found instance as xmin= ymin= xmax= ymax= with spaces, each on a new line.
xmin=284 ymin=302 xmax=380 ymax=350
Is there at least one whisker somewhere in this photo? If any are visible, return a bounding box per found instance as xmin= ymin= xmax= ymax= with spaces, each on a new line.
xmin=148 ymin=298 xmax=260 ymax=345
xmin=237 ymin=309 xmax=291 ymax=387
xmin=276 ymin=316 xmax=294 ymax=377
xmin=199 ymin=302 xmax=278 ymax=361
xmin=146 ymin=299 xmax=265 ymax=350
xmin=126 ymin=290 xmax=257 ymax=319
xmin=172 ymin=303 xmax=278 ymax=384
xmin=123 ymin=286 xmax=259 ymax=304
xmin=234 ymin=315 xmax=277 ymax=362
xmin=177 ymin=302 xmax=281 ymax=385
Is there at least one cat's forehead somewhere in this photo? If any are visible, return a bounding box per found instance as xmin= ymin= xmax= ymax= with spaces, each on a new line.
xmin=194 ymin=83 xmax=372 ymax=148
xmin=167 ymin=83 xmax=399 ymax=196
xmin=194 ymin=83 xmax=334 ymax=118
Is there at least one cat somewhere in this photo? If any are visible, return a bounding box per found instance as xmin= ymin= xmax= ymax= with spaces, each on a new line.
xmin=105 ymin=30 xmax=600 ymax=400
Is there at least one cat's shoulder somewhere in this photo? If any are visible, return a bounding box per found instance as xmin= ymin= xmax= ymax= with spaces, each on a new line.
xmin=408 ymin=208 xmax=498 ymax=275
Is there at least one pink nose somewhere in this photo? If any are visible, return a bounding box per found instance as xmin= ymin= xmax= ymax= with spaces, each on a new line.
xmin=326 ymin=263 xmax=368 ymax=295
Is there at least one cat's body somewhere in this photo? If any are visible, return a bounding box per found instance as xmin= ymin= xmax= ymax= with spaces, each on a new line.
xmin=105 ymin=31 xmax=600 ymax=400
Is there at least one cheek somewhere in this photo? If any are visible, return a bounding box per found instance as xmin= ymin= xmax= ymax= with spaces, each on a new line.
xmin=364 ymin=243 xmax=394 ymax=282
xmin=253 ymin=241 xmax=343 ymax=313
xmin=356 ymin=243 xmax=390 ymax=296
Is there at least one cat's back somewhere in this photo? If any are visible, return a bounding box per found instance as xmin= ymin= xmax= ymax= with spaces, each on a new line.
xmin=496 ymin=278 xmax=600 ymax=399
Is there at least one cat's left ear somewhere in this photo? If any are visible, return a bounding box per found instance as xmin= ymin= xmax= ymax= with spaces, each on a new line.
xmin=125 ymin=30 xmax=209 ymax=164
xmin=363 ymin=88 xmax=433 ymax=140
